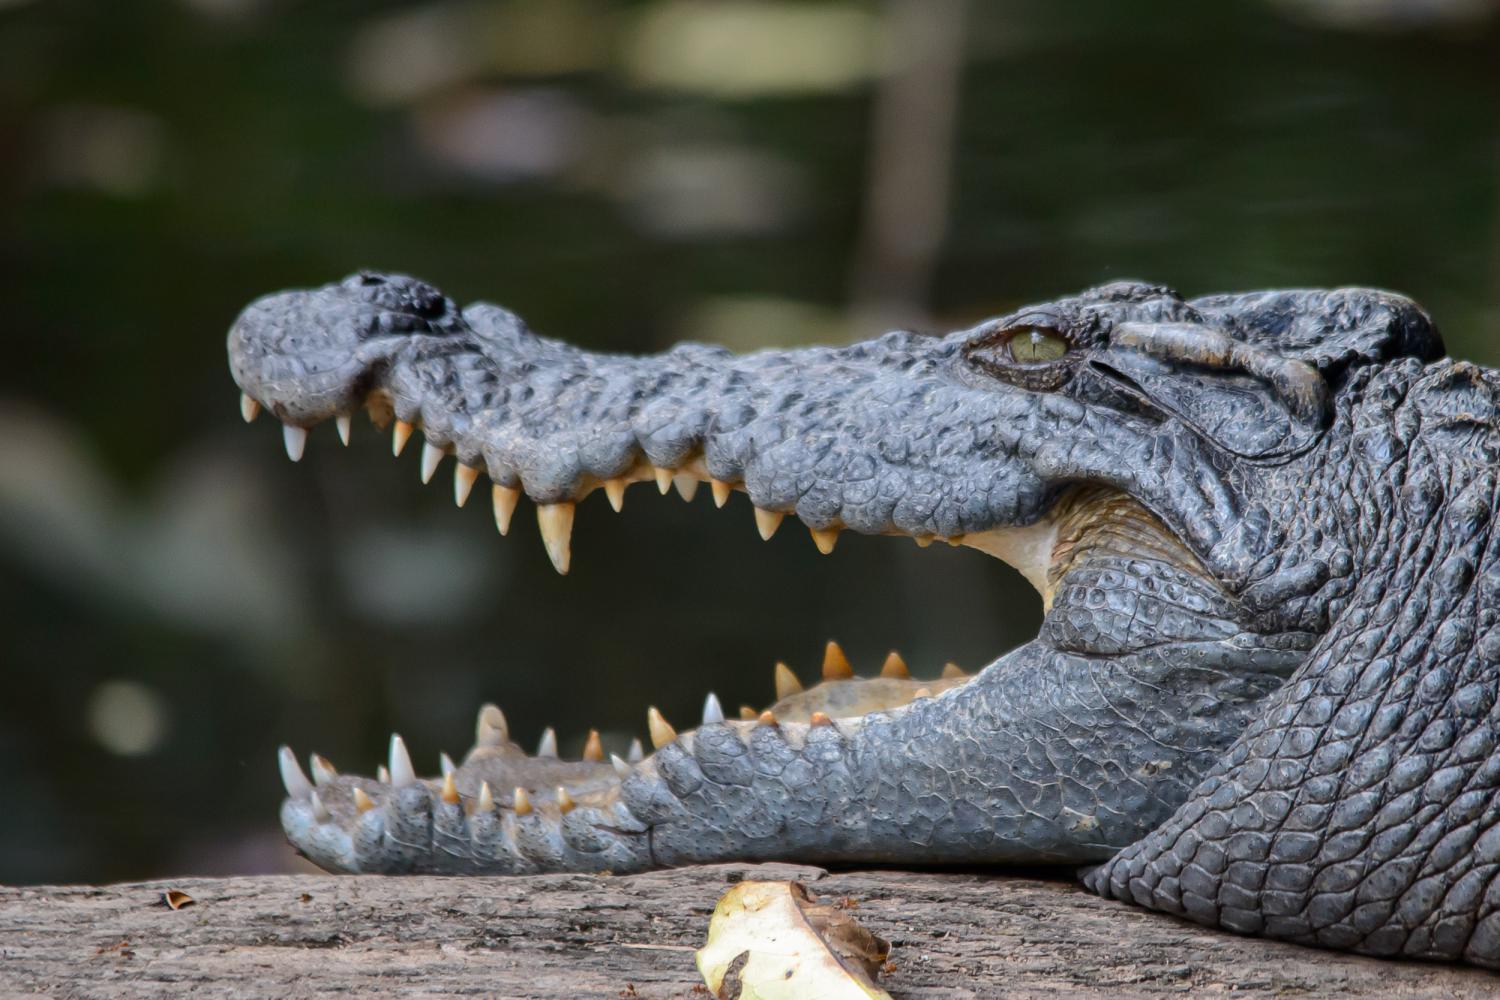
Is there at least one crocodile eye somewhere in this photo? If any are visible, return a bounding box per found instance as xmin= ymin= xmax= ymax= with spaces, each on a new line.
xmin=1007 ymin=328 xmax=1069 ymax=364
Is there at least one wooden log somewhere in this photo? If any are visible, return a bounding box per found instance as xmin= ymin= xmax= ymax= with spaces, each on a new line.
xmin=0 ymin=864 xmax=1493 ymax=998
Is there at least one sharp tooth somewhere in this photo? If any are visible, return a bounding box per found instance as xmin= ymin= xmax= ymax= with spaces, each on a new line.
xmin=537 ymin=502 xmax=575 ymax=575
xmin=582 ymin=729 xmax=604 ymax=762
xmin=336 ymin=414 xmax=352 ymax=446
xmin=758 ymin=710 xmax=778 ymax=726
xmin=556 ymin=787 xmax=576 ymax=814
xmin=914 ymin=535 xmax=933 ymax=548
xmin=477 ymin=703 xmax=509 ymax=746
xmin=913 ymin=687 xmax=933 ymax=699
xmin=810 ymin=712 xmax=833 ymax=727
xmin=946 ymin=535 xmax=965 ymax=547
xmin=440 ymin=752 xmax=456 ymax=777
xmin=773 ymin=662 xmax=803 ymax=701
xmin=942 ymin=662 xmax=966 ymax=679
xmin=420 ymin=442 xmax=445 ymax=484
xmin=513 ymin=787 xmax=533 ymax=816
xmin=536 ymin=727 xmax=558 ymax=758
xmin=822 ymin=641 xmax=854 ymax=680
xmin=240 ymin=393 xmax=260 ymax=423
xmin=441 ymin=771 xmax=461 ymax=805
xmin=710 ymin=480 xmax=732 ymax=508
xmin=809 ymin=526 xmax=839 ymax=555
xmin=310 ymin=791 xmax=331 ymax=822
xmin=653 ymin=466 xmax=673 ymax=494
xmin=627 ymin=738 xmax=644 ymax=763
xmin=477 ymin=781 xmax=495 ymax=813
xmin=309 ymin=754 xmax=337 ymax=786
xmin=377 ymin=765 xmax=391 ymax=785
xmin=611 ymin=754 xmax=631 ymax=780
xmin=753 ymin=507 xmax=784 ymax=541
xmin=278 ymin=746 xmax=312 ymax=800
xmin=389 ymin=734 xmax=416 ymax=787
xmin=880 ymin=651 xmax=910 ymax=678
xmin=392 ymin=420 xmax=414 ymax=456
xmin=739 ymin=705 xmax=757 ymax=721
xmin=353 ymin=787 xmax=376 ymax=813
xmin=673 ymin=474 xmax=699 ymax=502
xmin=604 ymin=478 xmax=627 ymax=512
xmin=282 ymin=424 xmax=308 ymax=462
xmin=454 ymin=464 xmax=479 ymax=507
xmin=701 ymin=692 xmax=725 ymax=725
xmin=492 ymin=484 xmax=521 ymax=535
xmin=647 ymin=707 xmax=677 ymax=748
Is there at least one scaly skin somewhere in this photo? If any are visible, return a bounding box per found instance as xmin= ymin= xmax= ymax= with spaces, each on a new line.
xmin=230 ymin=273 xmax=1500 ymax=966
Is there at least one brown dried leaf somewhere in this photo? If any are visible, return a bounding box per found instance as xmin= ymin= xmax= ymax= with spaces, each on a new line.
xmin=160 ymin=889 xmax=195 ymax=910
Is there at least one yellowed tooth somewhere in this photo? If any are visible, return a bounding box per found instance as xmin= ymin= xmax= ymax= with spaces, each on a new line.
xmin=392 ymin=420 xmax=414 ymax=456
xmin=914 ymin=535 xmax=933 ymax=548
xmin=647 ymin=707 xmax=677 ymax=748
xmin=492 ymin=484 xmax=520 ymax=535
xmin=753 ymin=507 xmax=784 ymax=541
xmin=710 ymin=479 xmax=732 ymax=508
xmin=537 ymin=502 xmax=575 ymax=575
xmin=353 ymin=787 xmax=376 ymax=813
xmin=557 ymin=787 xmax=576 ymax=814
xmin=477 ymin=780 xmax=495 ymax=813
xmin=809 ymin=526 xmax=839 ymax=555
xmin=773 ymin=662 xmax=803 ymax=700
xmin=758 ymin=710 xmax=778 ymax=726
xmin=880 ymin=651 xmax=910 ymax=678
xmin=810 ymin=712 xmax=833 ymax=727
xmin=582 ymin=729 xmax=604 ymax=762
xmin=240 ymin=393 xmax=260 ymax=423
xmin=942 ymin=662 xmax=966 ymax=679
xmin=673 ymin=474 xmax=700 ymax=502
xmin=454 ymin=464 xmax=479 ymax=507
xmin=914 ymin=687 xmax=933 ymax=699
xmin=310 ymin=754 xmax=337 ymax=785
xmin=653 ymin=466 xmax=673 ymax=494
xmin=739 ymin=705 xmax=757 ymax=721
xmin=335 ymin=414 xmax=352 ymax=446
xmin=441 ymin=771 xmax=460 ymax=805
xmin=477 ymin=703 xmax=508 ymax=746
xmin=821 ymin=641 xmax=854 ymax=680
xmin=604 ymin=478 xmax=627 ymax=512
xmin=946 ymin=535 xmax=965 ymax=547
xmin=513 ymin=786 xmax=533 ymax=816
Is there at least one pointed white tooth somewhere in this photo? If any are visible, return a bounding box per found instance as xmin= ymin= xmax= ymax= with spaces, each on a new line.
xmin=240 ymin=393 xmax=260 ymax=423
xmin=627 ymin=738 xmax=644 ymax=763
xmin=710 ymin=480 xmax=732 ymax=508
xmin=309 ymin=753 xmax=337 ymax=786
xmin=389 ymin=734 xmax=416 ymax=787
xmin=493 ymin=484 xmax=520 ymax=535
xmin=611 ymin=754 xmax=632 ymax=780
xmin=335 ymin=414 xmax=352 ymax=446
xmin=476 ymin=703 xmax=508 ymax=747
xmin=604 ymin=478 xmax=626 ymax=512
xmin=476 ymin=780 xmax=495 ymax=813
xmin=754 ymin=507 xmax=784 ymax=541
xmin=310 ymin=791 xmax=331 ymax=822
xmin=440 ymin=752 xmax=456 ymax=777
xmin=653 ymin=466 xmax=672 ymax=494
xmin=536 ymin=727 xmax=558 ymax=758
xmin=377 ymin=764 xmax=391 ymax=784
xmin=454 ymin=464 xmax=479 ymax=507
xmin=420 ymin=442 xmax=445 ymax=484
xmin=278 ymin=746 xmax=312 ymax=800
xmin=392 ymin=420 xmax=414 ymax=456
xmin=673 ymin=474 xmax=699 ymax=502
xmin=537 ymin=502 xmax=575 ymax=575
xmin=282 ymin=424 xmax=308 ymax=462
xmin=702 ymin=692 xmax=725 ymax=725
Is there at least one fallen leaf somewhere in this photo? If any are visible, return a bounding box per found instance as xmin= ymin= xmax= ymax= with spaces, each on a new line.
xmin=160 ymin=889 xmax=195 ymax=910
xmin=696 ymin=881 xmax=892 ymax=1000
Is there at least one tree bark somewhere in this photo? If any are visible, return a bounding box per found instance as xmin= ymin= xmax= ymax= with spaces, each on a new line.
xmin=0 ymin=864 xmax=1492 ymax=998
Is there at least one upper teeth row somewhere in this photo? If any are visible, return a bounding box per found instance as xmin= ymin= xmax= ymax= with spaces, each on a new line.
xmin=243 ymin=394 xmax=943 ymax=575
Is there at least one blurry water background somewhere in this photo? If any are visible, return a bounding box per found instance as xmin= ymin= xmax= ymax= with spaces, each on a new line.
xmin=0 ymin=0 xmax=1496 ymax=883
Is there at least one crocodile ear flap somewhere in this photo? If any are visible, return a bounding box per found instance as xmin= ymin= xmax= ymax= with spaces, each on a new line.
xmin=1095 ymin=322 xmax=1333 ymax=461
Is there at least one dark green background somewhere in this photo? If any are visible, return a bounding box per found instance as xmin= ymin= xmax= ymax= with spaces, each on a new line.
xmin=1 ymin=0 xmax=1495 ymax=883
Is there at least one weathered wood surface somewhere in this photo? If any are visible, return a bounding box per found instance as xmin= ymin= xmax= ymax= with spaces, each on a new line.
xmin=1 ymin=864 xmax=1494 ymax=998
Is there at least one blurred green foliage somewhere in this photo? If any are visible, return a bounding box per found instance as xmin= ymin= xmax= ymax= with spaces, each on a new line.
xmin=0 ymin=0 xmax=1495 ymax=883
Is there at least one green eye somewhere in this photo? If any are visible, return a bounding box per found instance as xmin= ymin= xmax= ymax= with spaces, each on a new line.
xmin=1008 ymin=329 xmax=1069 ymax=364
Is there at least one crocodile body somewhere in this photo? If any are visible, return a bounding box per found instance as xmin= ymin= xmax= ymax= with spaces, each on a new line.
xmin=230 ymin=273 xmax=1500 ymax=966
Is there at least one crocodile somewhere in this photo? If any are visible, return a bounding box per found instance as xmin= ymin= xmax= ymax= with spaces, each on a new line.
xmin=229 ymin=271 xmax=1500 ymax=967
